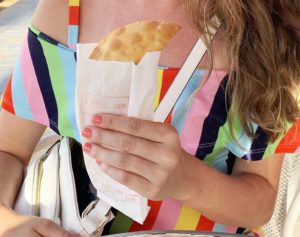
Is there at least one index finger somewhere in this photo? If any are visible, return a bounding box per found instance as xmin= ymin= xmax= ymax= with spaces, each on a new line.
xmin=91 ymin=114 xmax=175 ymax=143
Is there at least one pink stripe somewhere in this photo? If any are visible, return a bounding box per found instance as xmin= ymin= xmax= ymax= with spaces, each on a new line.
xmin=180 ymin=70 xmax=227 ymax=155
xmin=294 ymin=146 xmax=300 ymax=153
xmin=226 ymin=226 xmax=238 ymax=233
xmin=152 ymin=199 xmax=182 ymax=230
xmin=20 ymin=38 xmax=49 ymax=126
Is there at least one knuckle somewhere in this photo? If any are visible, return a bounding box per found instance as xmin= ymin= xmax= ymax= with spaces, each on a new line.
xmin=121 ymin=135 xmax=134 ymax=152
xmin=97 ymin=129 xmax=103 ymax=142
xmin=168 ymin=125 xmax=179 ymax=136
xmin=119 ymin=171 xmax=130 ymax=185
xmin=128 ymin=117 xmax=142 ymax=134
xmin=118 ymin=152 xmax=129 ymax=169
xmin=156 ymin=169 xmax=169 ymax=183
xmin=39 ymin=219 xmax=54 ymax=230
xmin=163 ymin=149 xmax=178 ymax=169
xmin=91 ymin=144 xmax=102 ymax=159
xmin=104 ymin=115 xmax=114 ymax=129
xmin=163 ymin=125 xmax=178 ymax=139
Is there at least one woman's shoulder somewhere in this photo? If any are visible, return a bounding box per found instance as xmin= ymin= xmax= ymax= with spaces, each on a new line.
xmin=31 ymin=0 xmax=69 ymax=46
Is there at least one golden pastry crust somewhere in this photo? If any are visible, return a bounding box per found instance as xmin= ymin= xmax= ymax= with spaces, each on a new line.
xmin=89 ymin=20 xmax=181 ymax=64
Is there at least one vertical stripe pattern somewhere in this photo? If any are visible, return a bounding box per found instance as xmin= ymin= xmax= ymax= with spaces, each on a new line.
xmin=196 ymin=76 xmax=229 ymax=161
xmin=68 ymin=0 xmax=80 ymax=49
xmin=20 ymin=36 xmax=49 ymax=126
xmin=11 ymin=57 xmax=33 ymax=120
xmin=58 ymin=47 xmax=80 ymax=140
xmin=174 ymin=206 xmax=201 ymax=230
xmin=0 ymin=0 xmax=298 ymax=236
xmin=180 ymin=70 xmax=227 ymax=155
xmin=152 ymin=199 xmax=182 ymax=230
xmin=28 ymin=29 xmax=59 ymax=133
xmin=39 ymin=40 xmax=74 ymax=138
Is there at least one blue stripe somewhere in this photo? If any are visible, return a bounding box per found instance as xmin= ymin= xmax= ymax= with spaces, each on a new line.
xmin=58 ymin=47 xmax=81 ymax=141
xmin=212 ymin=223 xmax=227 ymax=232
xmin=212 ymin=149 xmax=229 ymax=173
xmin=11 ymin=57 xmax=33 ymax=120
xmin=172 ymin=69 xmax=204 ymax=134
xmin=226 ymin=123 xmax=257 ymax=159
xmin=68 ymin=26 xmax=79 ymax=46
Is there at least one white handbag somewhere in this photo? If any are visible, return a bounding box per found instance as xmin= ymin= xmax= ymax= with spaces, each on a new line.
xmin=14 ymin=136 xmax=113 ymax=237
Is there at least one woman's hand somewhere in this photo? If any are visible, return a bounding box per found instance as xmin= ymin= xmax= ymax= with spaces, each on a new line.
xmin=0 ymin=206 xmax=79 ymax=237
xmin=82 ymin=114 xmax=193 ymax=201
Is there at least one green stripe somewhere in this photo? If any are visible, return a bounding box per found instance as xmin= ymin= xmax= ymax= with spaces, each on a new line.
xmin=29 ymin=24 xmax=40 ymax=35
xmin=39 ymin=39 xmax=74 ymax=138
xmin=263 ymin=122 xmax=293 ymax=159
xmin=262 ymin=138 xmax=281 ymax=159
xmin=109 ymin=211 xmax=133 ymax=234
xmin=204 ymin=115 xmax=241 ymax=166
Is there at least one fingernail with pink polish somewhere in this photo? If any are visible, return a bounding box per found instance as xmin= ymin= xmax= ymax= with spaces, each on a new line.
xmin=92 ymin=115 xmax=103 ymax=124
xmin=82 ymin=128 xmax=92 ymax=138
xmin=83 ymin=143 xmax=92 ymax=152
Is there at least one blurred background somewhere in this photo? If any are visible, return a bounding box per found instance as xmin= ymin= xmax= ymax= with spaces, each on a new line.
xmin=0 ymin=0 xmax=37 ymax=95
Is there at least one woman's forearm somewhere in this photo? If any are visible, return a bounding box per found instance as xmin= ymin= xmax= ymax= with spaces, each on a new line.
xmin=0 ymin=152 xmax=23 ymax=209
xmin=179 ymin=155 xmax=276 ymax=228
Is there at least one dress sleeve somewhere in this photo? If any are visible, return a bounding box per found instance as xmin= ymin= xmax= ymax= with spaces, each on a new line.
xmin=1 ymin=74 xmax=15 ymax=114
xmin=1 ymin=27 xmax=52 ymax=130
xmin=226 ymin=117 xmax=300 ymax=161
xmin=1 ymin=28 xmax=38 ymax=121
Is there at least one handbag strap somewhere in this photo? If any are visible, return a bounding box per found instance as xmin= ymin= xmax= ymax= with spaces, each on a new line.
xmin=154 ymin=17 xmax=221 ymax=123
xmin=80 ymin=199 xmax=114 ymax=236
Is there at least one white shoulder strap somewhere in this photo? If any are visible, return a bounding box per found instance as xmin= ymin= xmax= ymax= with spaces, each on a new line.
xmin=154 ymin=18 xmax=220 ymax=122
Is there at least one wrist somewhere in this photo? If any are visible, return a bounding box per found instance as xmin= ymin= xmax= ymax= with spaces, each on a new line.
xmin=173 ymin=153 xmax=201 ymax=203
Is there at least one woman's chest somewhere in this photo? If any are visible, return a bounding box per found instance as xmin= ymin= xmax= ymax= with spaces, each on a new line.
xmin=78 ymin=0 xmax=199 ymax=68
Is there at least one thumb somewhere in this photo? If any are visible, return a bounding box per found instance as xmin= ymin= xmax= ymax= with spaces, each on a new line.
xmin=34 ymin=219 xmax=80 ymax=237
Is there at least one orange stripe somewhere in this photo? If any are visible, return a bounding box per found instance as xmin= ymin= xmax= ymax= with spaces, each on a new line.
xmin=1 ymin=76 xmax=15 ymax=114
xmin=129 ymin=200 xmax=162 ymax=231
xmin=165 ymin=111 xmax=173 ymax=124
xmin=159 ymin=68 xmax=179 ymax=102
xmin=276 ymin=118 xmax=300 ymax=153
xmin=69 ymin=6 xmax=80 ymax=25
xmin=196 ymin=215 xmax=214 ymax=231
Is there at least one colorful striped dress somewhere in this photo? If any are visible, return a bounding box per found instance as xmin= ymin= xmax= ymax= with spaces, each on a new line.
xmin=1 ymin=0 xmax=300 ymax=236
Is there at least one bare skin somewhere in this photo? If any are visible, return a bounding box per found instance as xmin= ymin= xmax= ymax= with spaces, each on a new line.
xmin=0 ymin=0 xmax=283 ymax=236
xmin=32 ymin=0 xmax=227 ymax=69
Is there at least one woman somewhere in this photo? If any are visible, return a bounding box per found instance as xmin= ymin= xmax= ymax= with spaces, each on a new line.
xmin=0 ymin=0 xmax=299 ymax=236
